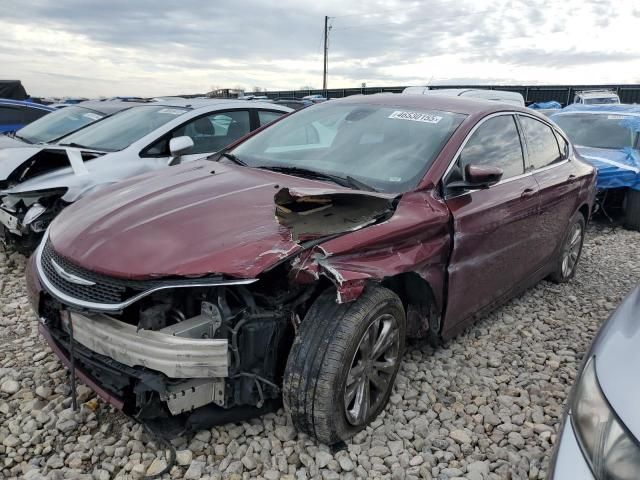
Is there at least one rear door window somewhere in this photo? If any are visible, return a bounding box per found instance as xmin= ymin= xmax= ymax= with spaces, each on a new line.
xmin=519 ymin=116 xmax=562 ymax=170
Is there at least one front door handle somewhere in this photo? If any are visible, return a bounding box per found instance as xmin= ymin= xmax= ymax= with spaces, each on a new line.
xmin=567 ymin=174 xmax=577 ymax=183
xmin=521 ymin=188 xmax=536 ymax=199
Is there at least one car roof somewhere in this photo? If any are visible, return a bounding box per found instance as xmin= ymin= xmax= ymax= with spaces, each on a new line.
xmin=136 ymin=98 xmax=291 ymax=113
xmin=329 ymin=93 xmax=529 ymax=116
xmin=0 ymin=99 xmax=54 ymax=111
xmin=552 ymin=103 xmax=640 ymax=116
xmin=74 ymin=100 xmax=150 ymax=114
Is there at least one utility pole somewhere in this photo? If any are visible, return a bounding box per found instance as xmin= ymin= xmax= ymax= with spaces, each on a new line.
xmin=323 ymin=16 xmax=329 ymax=92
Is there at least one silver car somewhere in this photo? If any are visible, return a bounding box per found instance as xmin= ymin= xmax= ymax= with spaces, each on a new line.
xmin=0 ymin=99 xmax=291 ymax=251
xmin=549 ymin=286 xmax=640 ymax=479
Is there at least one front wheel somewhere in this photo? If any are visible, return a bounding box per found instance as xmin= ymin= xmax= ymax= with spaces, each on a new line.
xmin=283 ymin=286 xmax=405 ymax=444
xmin=549 ymin=213 xmax=586 ymax=283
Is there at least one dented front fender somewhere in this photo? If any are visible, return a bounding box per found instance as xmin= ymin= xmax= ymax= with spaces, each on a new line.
xmin=289 ymin=190 xmax=451 ymax=307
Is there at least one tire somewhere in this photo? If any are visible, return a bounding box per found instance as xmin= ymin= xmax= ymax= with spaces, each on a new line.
xmin=549 ymin=212 xmax=586 ymax=283
xmin=624 ymin=189 xmax=640 ymax=231
xmin=283 ymin=285 xmax=405 ymax=444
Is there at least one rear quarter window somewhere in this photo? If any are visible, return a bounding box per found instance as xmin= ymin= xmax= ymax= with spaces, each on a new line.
xmin=519 ymin=116 xmax=562 ymax=170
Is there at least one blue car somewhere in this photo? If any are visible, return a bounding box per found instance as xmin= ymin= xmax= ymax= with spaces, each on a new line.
xmin=0 ymin=99 xmax=54 ymax=134
xmin=551 ymin=104 xmax=640 ymax=230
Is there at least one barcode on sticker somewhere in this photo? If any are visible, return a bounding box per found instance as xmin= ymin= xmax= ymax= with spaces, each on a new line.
xmin=388 ymin=111 xmax=442 ymax=123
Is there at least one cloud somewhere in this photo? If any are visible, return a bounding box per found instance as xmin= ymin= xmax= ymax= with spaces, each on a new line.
xmin=1 ymin=0 xmax=638 ymax=96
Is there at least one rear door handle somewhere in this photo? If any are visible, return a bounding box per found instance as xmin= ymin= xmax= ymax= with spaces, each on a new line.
xmin=521 ymin=188 xmax=536 ymax=199
xmin=567 ymin=174 xmax=577 ymax=182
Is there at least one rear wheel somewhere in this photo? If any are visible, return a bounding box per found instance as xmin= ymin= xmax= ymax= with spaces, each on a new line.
xmin=624 ymin=189 xmax=640 ymax=231
xmin=283 ymin=285 xmax=405 ymax=444
xmin=549 ymin=213 xmax=586 ymax=283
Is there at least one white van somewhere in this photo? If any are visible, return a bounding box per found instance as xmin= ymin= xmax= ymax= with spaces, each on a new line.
xmin=402 ymin=87 xmax=525 ymax=106
xmin=573 ymin=89 xmax=620 ymax=105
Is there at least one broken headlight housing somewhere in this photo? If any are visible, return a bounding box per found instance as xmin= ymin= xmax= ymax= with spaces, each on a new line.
xmin=572 ymin=357 xmax=640 ymax=479
xmin=23 ymin=202 xmax=47 ymax=227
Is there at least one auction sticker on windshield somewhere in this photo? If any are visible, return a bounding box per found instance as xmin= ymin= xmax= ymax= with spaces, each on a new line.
xmin=83 ymin=113 xmax=102 ymax=121
xmin=388 ymin=111 xmax=442 ymax=123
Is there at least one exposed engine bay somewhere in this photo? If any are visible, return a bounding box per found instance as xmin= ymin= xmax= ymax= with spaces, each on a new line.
xmin=0 ymin=148 xmax=103 ymax=251
xmin=0 ymin=190 xmax=68 ymax=251
xmin=39 ymin=277 xmax=316 ymax=436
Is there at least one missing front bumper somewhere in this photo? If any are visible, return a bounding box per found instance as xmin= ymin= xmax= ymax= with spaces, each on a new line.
xmin=38 ymin=322 xmax=278 ymax=437
xmin=64 ymin=311 xmax=229 ymax=378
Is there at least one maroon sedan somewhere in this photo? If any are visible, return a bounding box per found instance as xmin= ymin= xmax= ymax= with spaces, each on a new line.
xmin=26 ymin=94 xmax=596 ymax=443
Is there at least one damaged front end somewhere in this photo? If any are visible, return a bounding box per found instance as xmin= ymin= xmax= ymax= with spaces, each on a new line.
xmin=31 ymin=181 xmax=447 ymax=437
xmin=0 ymin=188 xmax=68 ymax=251
xmin=35 ymin=237 xmax=317 ymax=436
xmin=274 ymin=187 xmax=396 ymax=241
xmin=0 ymin=148 xmax=103 ymax=252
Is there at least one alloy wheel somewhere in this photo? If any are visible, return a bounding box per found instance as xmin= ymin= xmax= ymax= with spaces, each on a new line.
xmin=344 ymin=313 xmax=400 ymax=426
xmin=561 ymin=222 xmax=583 ymax=278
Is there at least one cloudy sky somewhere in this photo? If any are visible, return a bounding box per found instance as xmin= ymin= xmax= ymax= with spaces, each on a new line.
xmin=2 ymin=0 xmax=639 ymax=97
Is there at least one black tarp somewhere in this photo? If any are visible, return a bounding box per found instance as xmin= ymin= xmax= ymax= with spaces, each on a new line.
xmin=0 ymin=81 xmax=27 ymax=100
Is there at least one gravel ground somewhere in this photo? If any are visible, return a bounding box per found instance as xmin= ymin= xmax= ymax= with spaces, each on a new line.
xmin=1 ymin=225 xmax=639 ymax=480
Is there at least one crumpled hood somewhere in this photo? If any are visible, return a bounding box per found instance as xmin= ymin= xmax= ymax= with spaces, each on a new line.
xmin=574 ymin=145 xmax=640 ymax=190
xmin=0 ymin=146 xmax=114 ymax=202
xmin=49 ymin=160 xmax=390 ymax=280
xmin=592 ymin=287 xmax=640 ymax=440
xmin=0 ymin=145 xmax=46 ymax=180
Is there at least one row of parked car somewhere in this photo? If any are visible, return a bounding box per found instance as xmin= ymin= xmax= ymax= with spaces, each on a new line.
xmin=0 ymin=98 xmax=292 ymax=251
xmin=0 ymin=89 xmax=637 ymax=478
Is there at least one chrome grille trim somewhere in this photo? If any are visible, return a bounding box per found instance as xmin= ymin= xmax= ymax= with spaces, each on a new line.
xmin=35 ymin=235 xmax=258 ymax=312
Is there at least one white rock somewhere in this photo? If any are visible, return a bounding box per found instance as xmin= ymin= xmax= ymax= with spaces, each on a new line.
xmin=338 ymin=455 xmax=354 ymax=471
xmin=145 ymin=458 xmax=167 ymax=476
xmin=184 ymin=460 xmax=205 ymax=479
xmin=1 ymin=379 xmax=19 ymax=394
xmin=449 ymin=429 xmax=472 ymax=444
xmin=316 ymin=451 xmax=333 ymax=469
xmin=175 ymin=449 xmax=193 ymax=466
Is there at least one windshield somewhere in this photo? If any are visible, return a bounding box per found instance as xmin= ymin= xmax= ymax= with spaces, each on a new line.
xmin=60 ymin=105 xmax=188 ymax=151
xmin=231 ymin=103 xmax=465 ymax=193
xmin=15 ymin=106 xmax=105 ymax=144
xmin=553 ymin=113 xmax=638 ymax=150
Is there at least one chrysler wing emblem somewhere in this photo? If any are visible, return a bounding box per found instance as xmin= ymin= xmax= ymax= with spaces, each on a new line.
xmin=51 ymin=259 xmax=96 ymax=286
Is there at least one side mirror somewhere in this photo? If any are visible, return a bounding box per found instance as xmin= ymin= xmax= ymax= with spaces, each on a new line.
xmin=168 ymin=136 xmax=194 ymax=166
xmin=448 ymin=164 xmax=504 ymax=190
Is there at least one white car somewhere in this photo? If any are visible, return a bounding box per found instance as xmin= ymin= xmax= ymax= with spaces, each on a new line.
xmin=573 ymin=89 xmax=620 ymax=105
xmin=402 ymin=87 xmax=525 ymax=106
xmin=0 ymin=98 xmax=291 ymax=251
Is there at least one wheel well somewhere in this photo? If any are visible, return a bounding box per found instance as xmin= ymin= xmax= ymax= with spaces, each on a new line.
xmin=578 ymin=203 xmax=590 ymax=221
xmin=381 ymin=272 xmax=437 ymax=338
